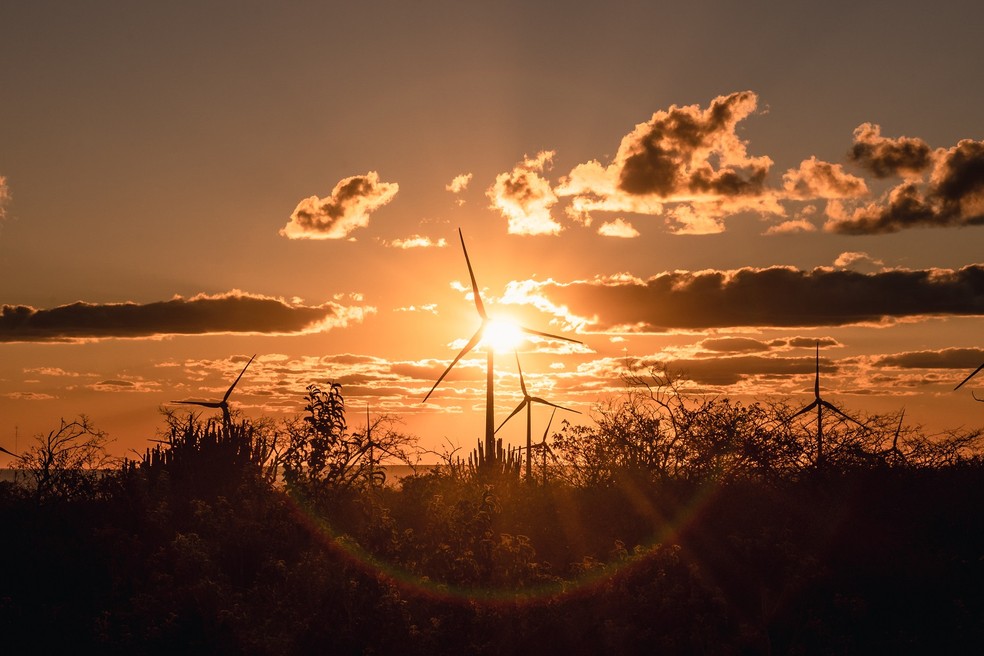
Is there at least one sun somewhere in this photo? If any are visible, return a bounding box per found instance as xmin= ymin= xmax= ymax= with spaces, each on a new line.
xmin=482 ymin=317 xmax=525 ymax=353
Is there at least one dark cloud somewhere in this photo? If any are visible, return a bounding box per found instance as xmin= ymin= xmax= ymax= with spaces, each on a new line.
xmin=848 ymin=123 xmax=933 ymax=178
xmin=555 ymin=92 xmax=777 ymax=231
xmin=827 ymin=139 xmax=984 ymax=234
xmin=698 ymin=337 xmax=772 ymax=353
xmin=617 ymin=91 xmax=771 ymax=198
xmin=527 ymin=265 xmax=984 ymax=331
xmin=635 ymin=354 xmax=829 ymax=386
xmin=280 ymin=172 xmax=398 ymax=240
xmin=872 ymin=347 xmax=984 ymax=370
xmin=0 ymin=291 xmax=368 ymax=343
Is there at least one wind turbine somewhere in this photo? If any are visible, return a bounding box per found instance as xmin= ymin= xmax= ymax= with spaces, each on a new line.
xmin=496 ymin=352 xmax=579 ymax=482
xmin=423 ymin=228 xmax=582 ymax=471
xmin=528 ymin=408 xmax=561 ymax=486
xmin=879 ymin=409 xmax=908 ymax=466
xmin=171 ymin=354 xmax=256 ymax=432
xmin=789 ymin=342 xmax=864 ymax=468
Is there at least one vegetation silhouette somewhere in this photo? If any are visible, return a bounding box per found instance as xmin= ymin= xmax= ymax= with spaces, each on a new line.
xmin=2 ymin=376 xmax=984 ymax=654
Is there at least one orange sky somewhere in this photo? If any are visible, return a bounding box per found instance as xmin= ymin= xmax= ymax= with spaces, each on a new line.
xmin=2 ymin=2 xmax=983 ymax=460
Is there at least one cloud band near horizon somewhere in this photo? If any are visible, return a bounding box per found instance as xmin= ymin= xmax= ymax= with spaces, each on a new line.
xmin=510 ymin=264 xmax=984 ymax=331
xmin=0 ymin=291 xmax=371 ymax=343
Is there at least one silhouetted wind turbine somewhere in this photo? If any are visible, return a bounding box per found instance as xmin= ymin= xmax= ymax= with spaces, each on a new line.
xmin=423 ymin=229 xmax=582 ymax=471
xmin=880 ymin=409 xmax=908 ymax=466
xmin=954 ymin=362 xmax=984 ymax=392
xmin=495 ymin=352 xmax=579 ymax=482
xmin=529 ymin=408 xmax=561 ymax=486
xmin=171 ymin=354 xmax=256 ymax=432
xmin=790 ymin=342 xmax=864 ymax=468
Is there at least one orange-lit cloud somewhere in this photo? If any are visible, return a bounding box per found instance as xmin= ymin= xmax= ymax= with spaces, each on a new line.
xmin=827 ymin=137 xmax=984 ymax=234
xmin=782 ymin=156 xmax=868 ymax=199
xmin=848 ymin=123 xmax=933 ymax=179
xmin=765 ymin=218 xmax=817 ymax=235
xmin=382 ymin=235 xmax=447 ymax=249
xmin=0 ymin=175 xmax=9 ymax=223
xmin=506 ymin=264 xmax=984 ymax=332
xmin=446 ymin=173 xmax=472 ymax=194
xmin=557 ymin=92 xmax=773 ymax=224
xmin=597 ymin=218 xmax=640 ymax=238
xmin=833 ymin=251 xmax=884 ymax=271
xmin=0 ymin=291 xmax=372 ymax=343
xmin=488 ymin=151 xmax=563 ymax=235
xmin=873 ymin=347 xmax=984 ymax=370
xmin=280 ymin=171 xmax=398 ymax=240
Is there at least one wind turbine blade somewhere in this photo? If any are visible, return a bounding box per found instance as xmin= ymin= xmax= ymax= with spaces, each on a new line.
xmin=541 ymin=407 xmax=557 ymax=442
xmin=530 ymin=396 xmax=580 ymax=415
xmin=422 ymin=328 xmax=483 ymax=403
xmin=789 ymin=400 xmax=819 ymax=420
xmin=814 ymin=343 xmax=821 ymax=399
xmin=892 ymin=409 xmax=905 ymax=449
xmin=224 ymin=354 xmax=256 ymax=402
xmin=519 ymin=326 xmax=582 ymax=346
xmin=821 ymin=400 xmax=863 ymax=427
xmin=0 ymin=445 xmax=20 ymax=459
xmin=495 ymin=400 xmax=528 ymax=434
xmin=458 ymin=229 xmax=486 ymax=319
xmin=954 ymin=362 xmax=984 ymax=391
xmin=514 ymin=352 xmax=529 ymax=398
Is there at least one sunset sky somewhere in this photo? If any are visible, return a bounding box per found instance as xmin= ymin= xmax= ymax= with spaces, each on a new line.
xmin=2 ymin=1 xmax=983 ymax=460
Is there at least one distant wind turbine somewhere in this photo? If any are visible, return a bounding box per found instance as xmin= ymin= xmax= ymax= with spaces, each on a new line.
xmin=528 ymin=408 xmax=561 ymax=486
xmin=879 ymin=409 xmax=908 ymax=466
xmin=423 ymin=228 xmax=582 ymax=471
xmin=495 ymin=352 xmax=580 ymax=482
xmin=171 ymin=354 xmax=256 ymax=432
xmin=789 ymin=342 xmax=864 ymax=468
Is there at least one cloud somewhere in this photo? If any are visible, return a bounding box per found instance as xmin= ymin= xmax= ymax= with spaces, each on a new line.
xmin=0 ymin=175 xmax=9 ymax=222
xmin=697 ymin=337 xmax=772 ymax=354
xmin=764 ymin=218 xmax=817 ymax=235
xmin=382 ymin=235 xmax=447 ymax=249
xmin=509 ymin=264 xmax=984 ymax=332
xmin=446 ymin=173 xmax=473 ymax=194
xmin=2 ymin=391 xmax=56 ymax=401
xmin=0 ymin=290 xmax=372 ymax=343
xmin=557 ymin=92 xmax=773 ymax=223
xmin=833 ymin=251 xmax=884 ymax=271
xmin=848 ymin=123 xmax=933 ymax=179
xmin=488 ymin=151 xmax=563 ymax=235
xmin=826 ymin=138 xmax=984 ymax=234
xmin=782 ymin=156 xmax=868 ymax=199
xmin=597 ymin=218 xmax=640 ymax=238
xmin=280 ymin=171 xmax=399 ymax=240
xmin=633 ymin=353 xmax=827 ymax=387
xmin=872 ymin=347 xmax=984 ymax=370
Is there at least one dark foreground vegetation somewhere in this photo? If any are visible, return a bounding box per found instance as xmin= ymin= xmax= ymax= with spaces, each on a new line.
xmin=3 ymin=375 xmax=984 ymax=654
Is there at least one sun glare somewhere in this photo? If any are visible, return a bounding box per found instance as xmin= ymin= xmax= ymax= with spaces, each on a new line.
xmin=482 ymin=317 xmax=525 ymax=353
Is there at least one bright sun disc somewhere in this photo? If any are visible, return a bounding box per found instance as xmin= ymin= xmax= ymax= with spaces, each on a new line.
xmin=482 ymin=317 xmax=525 ymax=353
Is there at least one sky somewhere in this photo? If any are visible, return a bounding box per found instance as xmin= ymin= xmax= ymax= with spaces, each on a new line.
xmin=2 ymin=0 xmax=984 ymax=460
